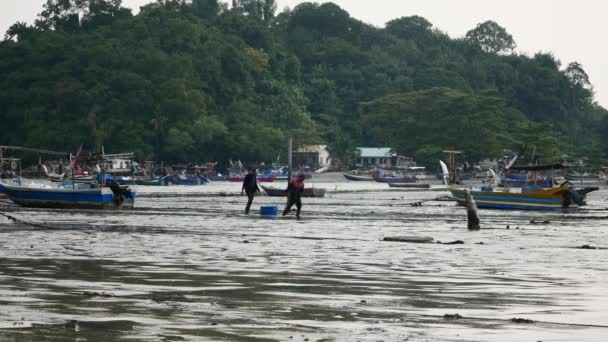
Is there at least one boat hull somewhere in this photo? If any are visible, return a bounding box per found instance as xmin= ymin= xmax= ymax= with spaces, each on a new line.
xmin=2 ymin=185 xmax=135 ymax=209
xmin=343 ymin=173 xmax=374 ymax=181
xmin=388 ymin=183 xmax=431 ymax=189
xmin=449 ymin=186 xmax=574 ymax=211
xmin=374 ymin=177 xmax=416 ymax=183
xmin=261 ymin=185 xmax=326 ymax=198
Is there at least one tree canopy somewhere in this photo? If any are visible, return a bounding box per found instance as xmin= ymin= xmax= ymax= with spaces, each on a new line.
xmin=0 ymin=0 xmax=605 ymax=166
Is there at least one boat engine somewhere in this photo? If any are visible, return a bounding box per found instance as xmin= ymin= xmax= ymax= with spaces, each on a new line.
xmin=106 ymin=179 xmax=133 ymax=206
xmin=561 ymin=186 xmax=586 ymax=208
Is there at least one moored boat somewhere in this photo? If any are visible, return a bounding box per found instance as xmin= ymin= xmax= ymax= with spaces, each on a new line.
xmin=1 ymin=182 xmax=136 ymax=209
xmin=343 ymin=172 xmax=374 ymax=181
xmin=260 ymin=185 xmax=326 ymax=198
xmin=116 ymin=175 xmax=171 ymax=186
xmin=449 ymin=185 xmax=596 ymax=211
xmin=374 ymin=175 xmax=416 ymax=183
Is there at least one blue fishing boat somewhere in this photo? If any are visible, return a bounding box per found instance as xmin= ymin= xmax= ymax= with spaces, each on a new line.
xmin=171 ymin=174 xmax=203 ymax=185
xmin=449 ymin=161 xmax=597 ymax=211
xmin=449 ymin=185 xmax=595 ymax=211
xmin=0 ymin=181 xmax=135 ymax=209
xmin=0 ymin=182 xmax=6 ymax=199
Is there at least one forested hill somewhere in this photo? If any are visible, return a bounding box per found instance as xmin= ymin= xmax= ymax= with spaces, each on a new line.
xmin=1 ymin=0 xmax=607 ymax=166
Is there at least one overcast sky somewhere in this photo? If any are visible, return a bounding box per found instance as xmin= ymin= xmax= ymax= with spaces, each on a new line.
xmin=2 ymin=0 xmax=606 ymax=107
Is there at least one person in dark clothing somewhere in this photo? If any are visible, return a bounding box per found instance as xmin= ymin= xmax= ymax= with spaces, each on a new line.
xmin=242 ymin=168 xmax=260 ymax=214
xmin=282 ymin=174 xmax=305 ymax=218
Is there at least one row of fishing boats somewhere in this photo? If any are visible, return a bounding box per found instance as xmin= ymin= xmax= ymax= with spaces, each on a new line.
xmin=445 ymin=161 xmax=601 ymax=211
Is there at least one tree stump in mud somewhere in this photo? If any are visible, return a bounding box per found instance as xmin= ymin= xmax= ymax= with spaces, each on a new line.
xmin=464 ymin=189 xmax=480 ymax=230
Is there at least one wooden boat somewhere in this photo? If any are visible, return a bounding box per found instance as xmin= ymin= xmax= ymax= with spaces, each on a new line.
xmin=374 ymin=176 xmax=416 ymax=183
xmin=388 ymin=183 xmax=431 ymax=189
xmin=1 ymin=182 xmax=136 ymax=209
xmin=260 ymin=185 xmax=326 ymax=198
xmin=449 ymin=185 xmax=596 ymax=211
xmin=343 ymin=172 xmax=374 ymax=181
xmin=565 ymin=172 xmax=606 ymax=184
xmin=171 ymin=174 xmax=204 ymax=185
xmin=257 ymin=174 xmax=277 ymax=182
xmin=116 ymin=176 xmax=171 ymax=186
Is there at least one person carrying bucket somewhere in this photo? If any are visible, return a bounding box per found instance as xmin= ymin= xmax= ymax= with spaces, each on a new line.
xmin=282 ymin=174 xmax=305 ymax=218
xmin=242 ymin=168 xmax=260 ymax=215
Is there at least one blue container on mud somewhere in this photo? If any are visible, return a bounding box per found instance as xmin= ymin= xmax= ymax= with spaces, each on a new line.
xmin=260 ymin=205 xmax=278 ymax=216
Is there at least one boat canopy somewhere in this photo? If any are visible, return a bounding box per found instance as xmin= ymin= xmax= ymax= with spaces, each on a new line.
xmin=509 ymin=163 xmax=564 ymax=171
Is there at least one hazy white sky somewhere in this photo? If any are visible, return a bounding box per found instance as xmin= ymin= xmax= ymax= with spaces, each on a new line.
xmin=1 ymin=0 xmax=606 ymax=107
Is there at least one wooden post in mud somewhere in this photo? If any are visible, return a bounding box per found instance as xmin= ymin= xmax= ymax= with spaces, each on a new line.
xmin=288 ymin=137 xmax=293 ymax=183
xmin=464 ymin=189 xmax=480 ymax=230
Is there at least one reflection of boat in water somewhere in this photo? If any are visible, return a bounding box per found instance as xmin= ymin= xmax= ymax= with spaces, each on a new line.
xmin=449 ymin=185 xmax=596 ymax=211
xmin=1 ymin=181 xmax=136 ymax=209
xmin=260 ymin=185 xmax=326 ymax=198
xmin=343 ymin=172 xmax=374 ymax=181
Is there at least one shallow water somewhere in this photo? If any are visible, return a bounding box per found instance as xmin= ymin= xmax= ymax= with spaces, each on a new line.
xmin=0 ymin=176 xmax=607 ymax=341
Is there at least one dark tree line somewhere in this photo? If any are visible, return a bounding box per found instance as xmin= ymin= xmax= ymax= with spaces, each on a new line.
xmin=0 ymin=0 xmax=605 ymax=165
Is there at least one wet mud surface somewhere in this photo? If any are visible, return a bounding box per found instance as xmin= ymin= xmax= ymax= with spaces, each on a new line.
xmin=0 ymin=179 xmax=607 ymax=341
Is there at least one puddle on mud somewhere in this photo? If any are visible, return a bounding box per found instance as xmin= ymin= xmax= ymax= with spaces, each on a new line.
xmin=0 ymin=179 xmax=607 ymax=341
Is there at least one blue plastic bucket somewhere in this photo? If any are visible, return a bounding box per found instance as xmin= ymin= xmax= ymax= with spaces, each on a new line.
xmin=260 ymin=205 xmax=278 ymax=216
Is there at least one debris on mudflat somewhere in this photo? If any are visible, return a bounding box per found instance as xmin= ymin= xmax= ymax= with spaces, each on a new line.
xmin=511 ymin=317 xmax=534 ymax=324
xmin=443 ymin=313 xmax=462 ymax=320
xmin=382 ymin=236 xmax=434 ymax=243
xmin=577 ymin=245 xmax=597 ymax=249
xmin=436 ymin=240 xmax=464 ymax=245
xmin=82 ymin=291 xmax=113 ymax=297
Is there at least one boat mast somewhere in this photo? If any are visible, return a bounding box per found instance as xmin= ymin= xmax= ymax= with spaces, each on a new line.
xmin=288 ymin=137 xmax=293 ymax=183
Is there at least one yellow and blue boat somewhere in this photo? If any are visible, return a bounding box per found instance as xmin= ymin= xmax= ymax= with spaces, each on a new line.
xmin=449 ymin=185 xmax=594 ymax=211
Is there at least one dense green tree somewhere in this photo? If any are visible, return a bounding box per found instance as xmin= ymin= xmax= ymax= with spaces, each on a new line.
xmin=465 ymin=20 xmax=516 ymax=54
xmin=0 ymin=0 xmax=606 ymax=166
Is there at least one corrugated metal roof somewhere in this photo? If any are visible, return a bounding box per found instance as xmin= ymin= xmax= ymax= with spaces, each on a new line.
xmin=355 ymin=147 xmax=395 ymax=158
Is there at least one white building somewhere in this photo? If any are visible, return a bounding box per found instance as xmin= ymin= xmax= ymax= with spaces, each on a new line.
xmin=293 ymin=145 xmax=332 ymax=170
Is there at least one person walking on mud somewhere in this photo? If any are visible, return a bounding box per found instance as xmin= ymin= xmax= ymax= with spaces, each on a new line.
xmin=283 ymin=174 xmax=305 ymax=218
xmin=241 ymin=168 xmax=260 ymax=215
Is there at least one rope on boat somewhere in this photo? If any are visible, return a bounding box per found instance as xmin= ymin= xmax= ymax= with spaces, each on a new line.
xmin=0 ymin=211 xmax=57 ymax=230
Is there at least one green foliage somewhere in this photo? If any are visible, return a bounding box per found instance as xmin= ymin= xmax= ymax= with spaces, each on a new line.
xmin=465 ymin=20 xmax=516 ymax=54
xmin=0 ymin=0 xmax=606 ymax=166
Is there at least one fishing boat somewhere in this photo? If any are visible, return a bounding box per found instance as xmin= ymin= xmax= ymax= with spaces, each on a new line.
xmin=1 ymin=181 xmax=136 ymax=209
xmin=343 ymin=172 xmax=374 ymax=181
xmin=116 ymin=175 xmax=171 ymax=186
xmin=171 ymin=174 xmax=204 ymax=185
xmin=260 ymin=185 xmax=326 ymax=198
xmin=565 ymin=172 xmax=606 ymax=184
xmin=374 ymin=175 xmax=417 ymax=183
xmin=449 ymin=185 xmax=596 ymax=211
xmin=257 ymin=174 xmax=277 ymax=182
